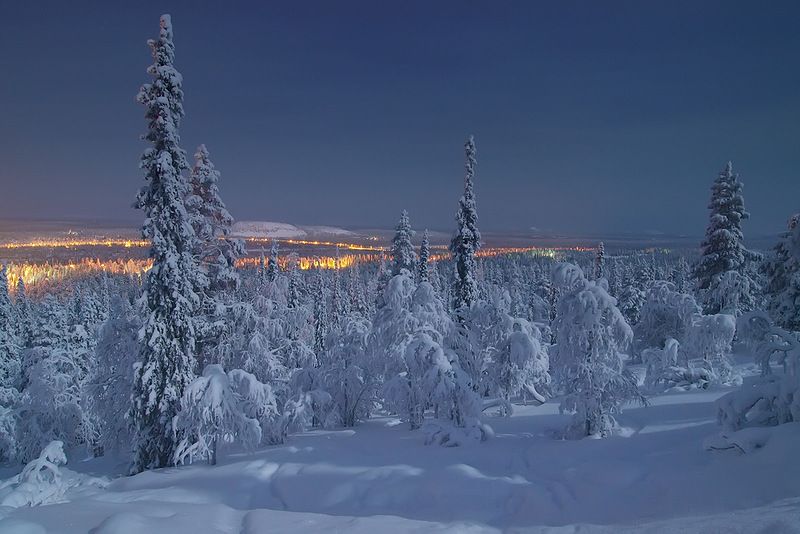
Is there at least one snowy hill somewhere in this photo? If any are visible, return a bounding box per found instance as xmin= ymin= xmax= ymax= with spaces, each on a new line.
xmin=3 ymin=365 xmax=800 ymax=533
xmin=231 ymin=221 xmax=357 ymax=240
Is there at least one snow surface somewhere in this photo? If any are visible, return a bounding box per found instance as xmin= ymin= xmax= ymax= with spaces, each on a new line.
xmin=2 ymin=369 xmax=799 ymax=533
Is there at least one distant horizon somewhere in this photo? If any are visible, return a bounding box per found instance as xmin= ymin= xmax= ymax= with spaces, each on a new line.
xmin=0 ymin=214 xmax=786 ymax=246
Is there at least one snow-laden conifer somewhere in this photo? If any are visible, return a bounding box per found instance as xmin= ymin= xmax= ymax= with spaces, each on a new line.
xmin=450 ymin=136 xmax=481 ymax=311
xmin=187 ymin=144 xmax=244 ymax=296
xmin=130 ymin=14 xmax=203 ymax=473
xmin=418 ymin=229 xmax=431 ymax=283
xmin=391 ymin=210 xmax=416 ymax=276
xmin=694 ymin=162 xmax=759 ymax=315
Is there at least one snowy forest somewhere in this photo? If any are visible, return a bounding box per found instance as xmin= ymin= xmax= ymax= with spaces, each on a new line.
xmin=1 ymin=12 xmax=799 ymax=534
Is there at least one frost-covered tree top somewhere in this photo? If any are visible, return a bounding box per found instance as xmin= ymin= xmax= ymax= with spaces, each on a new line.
xmin=450 ymin=135 xmax=481 ymax=310
xmin=693 ymin=162 xmax=755 ymax=313
xmin=418 ymin=229 xmax=430 ymax=283
xmin=391 ymin=210 xmax=416 ymax=276
xmin=130 ymin=14 xmax=203 ymax=474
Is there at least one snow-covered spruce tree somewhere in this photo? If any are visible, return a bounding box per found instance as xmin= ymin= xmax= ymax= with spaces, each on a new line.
xmin=13 ymin=278 xmax=34 ymax=350
xmin=671 ymin=256 xmax=691 ymax=294
xmin=330 ymin=247 xmax=347 ymax=327
xmin=763 ymin=213 xmax=800 ymax=331
xmin=391 ymin=210 xmax=416 ymax=276
xmin=418 ymin=229 xmax=431 ymax=283
xmin=84 ymin=295 xmax=141 ymax=456
xmin=594 ymin=242 xmax=605 ymax=280
xmin=173 ymin=365 xmax=275 ymax=465
xmin=257 ymin=250 xmax=267 ymax=288
xmin=348 ymin=264 xmax=368 ymax=317
xmin=267 ymin=240 xmax=280 ymax=282
xmin=551 ymin=263 xmax=644 ymax=438
xmin=32 ymin=295 xmax=68 ymax=351
xmin=186 ymin=144 xmax=244 ymax=296
xmin=0 ymin=266 xmax=21 ymax=390
xmin=312 ymin=275 xmax=328 ymax=358
xmin=286 ymin=254 xmax=301 ymax=309
xmin=129 ymin=14 xmax=204 ymax=473
xmin=693 ymin=162 xmax=759 ymax=315
xmin=450 ymin=135 xmax=481 ymax=311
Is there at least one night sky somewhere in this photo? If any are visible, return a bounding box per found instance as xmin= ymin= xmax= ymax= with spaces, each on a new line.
xmin=1 ymin=1 xmax=798 ymax=236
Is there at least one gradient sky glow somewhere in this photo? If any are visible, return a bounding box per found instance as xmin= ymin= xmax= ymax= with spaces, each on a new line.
xmin=1 ymin=1 xmax=798 ymax=236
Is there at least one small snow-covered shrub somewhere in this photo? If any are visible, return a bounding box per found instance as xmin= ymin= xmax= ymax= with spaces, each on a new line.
xmin=173 ymin=365 xmax=275 ymax=466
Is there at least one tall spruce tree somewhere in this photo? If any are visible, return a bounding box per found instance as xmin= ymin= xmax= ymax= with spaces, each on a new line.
xmin=390 ymin=210 xmax=416 ymax=276
xmin=418 ymin=229 xmax=431 ymax=283
xmin=450 ymin=135 xmax=481 ymax=311
xmin=130 ymin=14 xmax=203 ymax=473
xmin=693 ymin=162 xmax=758 ymax=314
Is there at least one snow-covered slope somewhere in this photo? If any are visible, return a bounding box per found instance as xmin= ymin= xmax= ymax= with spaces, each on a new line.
xmin=231 ymin=221 xmax=357 ymax=240
xmin=2 ymin=368 xmax=799 ymax=533
xmin=231 ymin=222 xmax=307 ymax=239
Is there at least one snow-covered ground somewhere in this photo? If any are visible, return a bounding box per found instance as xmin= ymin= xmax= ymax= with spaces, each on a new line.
xmin=2 ymin=368 xmax=799 ymax=533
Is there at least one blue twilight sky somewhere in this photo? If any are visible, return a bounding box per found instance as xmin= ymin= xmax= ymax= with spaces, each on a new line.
xmin=0 ymin=1 xmax=798 ymax=236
